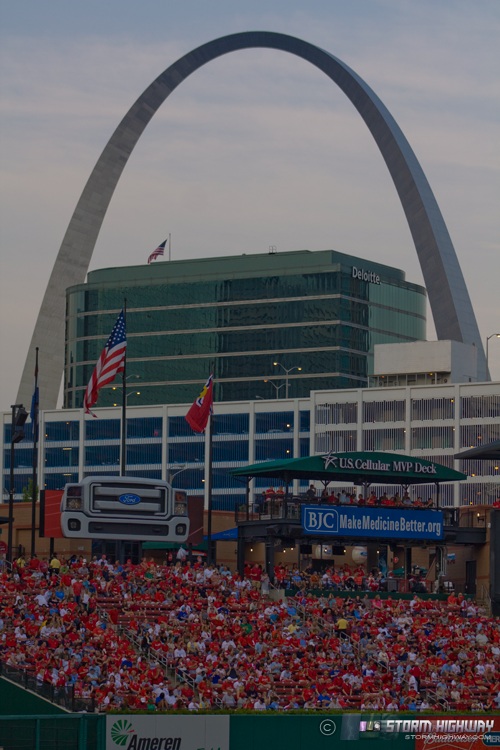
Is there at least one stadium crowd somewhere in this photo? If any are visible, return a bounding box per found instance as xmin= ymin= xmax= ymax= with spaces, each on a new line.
xmin=0 ymin=553 xmax=499 ymax=714
xmin=259 ymin=485 xmax=435 ymax=510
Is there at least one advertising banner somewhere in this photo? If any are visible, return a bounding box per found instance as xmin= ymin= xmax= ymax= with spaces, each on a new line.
xmin=106 ymin=715 xmax=229 ymax=750
xmin=301 ymin=505 xmax=444 ymax=540
xmin=230 ymin=714 xmax=500 ymax=748
xmin=359 ymin=715 xmax=500 ymax=749
xmin=4 ymin=711 xmax=500 ymax=750
xmin=39 ymin=489 xmax=64 ymax=538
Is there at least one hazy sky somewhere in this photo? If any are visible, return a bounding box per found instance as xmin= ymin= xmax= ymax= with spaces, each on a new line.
xmin=1 ymin=0 xmax=499 ymax=410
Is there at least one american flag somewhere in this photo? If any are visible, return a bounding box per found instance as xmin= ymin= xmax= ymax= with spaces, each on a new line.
xmin=148 ymin=239 xmax=167 ymax=264
xmin=83 ymin=310 xmax=127 ymax=417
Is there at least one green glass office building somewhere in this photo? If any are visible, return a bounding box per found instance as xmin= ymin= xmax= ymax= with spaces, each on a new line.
xmin=64 ymin=249 xmax=426 ymax=408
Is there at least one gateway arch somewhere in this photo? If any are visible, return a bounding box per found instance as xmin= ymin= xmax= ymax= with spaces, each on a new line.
xmin=17 ymin=30 xmax=487 ymax=408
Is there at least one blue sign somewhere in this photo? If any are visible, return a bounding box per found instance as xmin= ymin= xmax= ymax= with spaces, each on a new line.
xmin=301 ymin=505 xmax=444 ymax=541
xmin=118 ymin=493 xmax=141 ymax=506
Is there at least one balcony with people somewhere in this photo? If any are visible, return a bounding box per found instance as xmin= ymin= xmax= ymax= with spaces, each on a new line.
xmin=237 ymin=485 xmax=437 ymax=523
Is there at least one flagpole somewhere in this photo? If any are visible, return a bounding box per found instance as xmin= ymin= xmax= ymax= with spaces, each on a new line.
xmin=30 ymin=347 xmax=39 ymax=557
xmin=168 ymin=233 xmax=171 ymax=262
xmin=120 ymin=302 xmax=127 ymax=476
xmin=8 ymin=404 xmax=17 ymax=565
xmin=185 ymin=374 xmax=214 ymax=563
xmin=206 ymin=409 xmax=214 ymax=566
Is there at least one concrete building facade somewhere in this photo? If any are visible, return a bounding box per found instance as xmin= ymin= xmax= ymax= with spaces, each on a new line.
xmin=3 ymin=381 xmax=498 ymax=510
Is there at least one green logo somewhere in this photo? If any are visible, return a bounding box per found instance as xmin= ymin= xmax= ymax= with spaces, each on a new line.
xmin=111 ymin=719 xmax=135 ymax=747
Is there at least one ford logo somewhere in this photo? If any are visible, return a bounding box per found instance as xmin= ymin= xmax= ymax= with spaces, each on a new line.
xmin=118 ymin=493 xmax=141 ymax=506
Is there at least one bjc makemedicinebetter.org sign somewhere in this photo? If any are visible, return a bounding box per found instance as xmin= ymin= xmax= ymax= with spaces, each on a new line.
xmin=301 ymin=506 xmax=444 ymax=541
xmin=107 ymin=715 xmax=229 ymax=750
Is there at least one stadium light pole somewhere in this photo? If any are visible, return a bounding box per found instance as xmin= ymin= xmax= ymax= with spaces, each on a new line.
xmin=8 ymin=404 xmax=28 ymax=564
xmin=486 ymin=333 xmax=500 ymax=378
xmin=273 ymin=362 xmax=302 ymax=398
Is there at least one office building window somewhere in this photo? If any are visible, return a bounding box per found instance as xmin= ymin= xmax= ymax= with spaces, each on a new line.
xmin=316 ymin=430 xmax=357 ymax=453
xmin=213 ymin=414 xmax=249 ymax=435
xmin=412 ymin=397 xmax=455 ymax=421
xmin=255 ymin=412 xmax=294 ymax=434
xmin=45 ymin=421 xmax=80 ymax=442
xmin=411 ymin=427 xmax=455 ymax=450
xmin=460 ymin=424 xmax=500 ymax=448
xmin=127 ymin=418 xmax=162 ymax=439
xmin=316 ymin=402 xmax=357 ymax=425
xmin=461 ymin=395 xmax=500 ymax=419
xmin=45 ymin=472 xmax=78 ymax=490
xmin=363 ymin=428 xmax=405 ymax=451
xmin=85 ymin=419 xmax=120 ymax=441
xmin=363 ymin=400 xmax=405 ymax=423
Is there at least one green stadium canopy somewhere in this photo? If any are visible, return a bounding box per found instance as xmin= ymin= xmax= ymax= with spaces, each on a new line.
xmin=454 ymin=439 xmax=500 ymax=460
xmin=230 ymin=451 xmax=467 ymax=485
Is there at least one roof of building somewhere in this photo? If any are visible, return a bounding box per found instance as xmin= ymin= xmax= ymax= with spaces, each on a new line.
xmin=231 ymin=451 xmax=466 ymax=485
xmin=82 ymin=248 xmax=413 ymax=287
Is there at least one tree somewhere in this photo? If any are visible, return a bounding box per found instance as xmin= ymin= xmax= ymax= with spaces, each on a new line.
xmin=22 ymin=479 xmax=38 ymax=504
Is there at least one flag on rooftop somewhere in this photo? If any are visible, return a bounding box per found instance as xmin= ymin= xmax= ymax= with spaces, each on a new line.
xmin=148 ymin=238 xmax=167 ymax=264
xmin=185 ymin=375 xmax=214 ymax=433
xmin=83 ymin=310 xmax=127 ymax=417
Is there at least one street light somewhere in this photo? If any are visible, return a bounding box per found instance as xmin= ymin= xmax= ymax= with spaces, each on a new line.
xmin=113 ymin=374 xmax=140 ymax=387
xmin=272 ymin=362 xmax=302 ymax=398
xmin=486 ymin=333 xmax=500 ymax=378
xmin=263 ymin=379 xmax=286 ymax=399
xmin=168 ymin=464 xmax=188 ymax=484
xmin=112 ymin=390 xmax=140 ymax=406
xmin=112 ymin=374 xmax=141 ymax=405
xmin=112 ymin=375 xmax=140 ymax=476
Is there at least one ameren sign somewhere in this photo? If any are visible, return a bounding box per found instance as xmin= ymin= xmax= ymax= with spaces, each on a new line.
xmin=352 ymin=266 xmax=381 ymax=284
xmin=301 ymin=506 xmax=444 ymax=540
xmin=107 ymin=715 xmax=229 ymax=750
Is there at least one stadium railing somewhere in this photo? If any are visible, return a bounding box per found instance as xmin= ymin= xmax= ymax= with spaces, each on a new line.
xmin=0 ymin=660 xmax=96 ymax=713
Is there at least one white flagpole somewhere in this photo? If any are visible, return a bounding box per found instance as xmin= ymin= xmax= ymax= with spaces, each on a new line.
xmin=168 ymin=232 xmax=171 ymax=261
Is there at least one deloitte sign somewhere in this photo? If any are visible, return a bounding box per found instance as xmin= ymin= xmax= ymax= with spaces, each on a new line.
xmin=351 ymin=266 xmax=381 ymax=284
xmin=107 ymin=716 xmax=229 ymax=750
